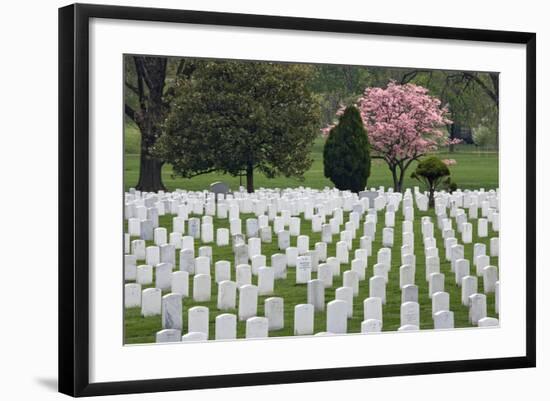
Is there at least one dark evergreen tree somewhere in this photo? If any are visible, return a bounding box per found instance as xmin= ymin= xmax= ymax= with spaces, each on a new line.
xmin=323 ymin=106 xmax=371 ymax=192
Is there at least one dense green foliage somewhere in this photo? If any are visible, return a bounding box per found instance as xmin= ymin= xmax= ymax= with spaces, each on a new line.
xmin=411 ymin=157 xmax=452 ymax=207
xmin=156 ymin=60 xmax=320 ymax=192
xmin=309 ymin=65 xmax=372 ymax=126
xmin=411 ymin=157 xmax=450 ymax=182
xmin=308 ymin=65 xmax=498 ymax=143
xmin=124 ymin=55 xmax=499 ymax=191
xmin=323 ymin=107 xmax=371 ymax=192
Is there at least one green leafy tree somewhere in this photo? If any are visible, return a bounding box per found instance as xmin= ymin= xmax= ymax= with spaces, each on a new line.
xmin=309 ymin=65 xmax=372 ymax=127
xmin=410 ymin=157 xmax=452 ymax=208
xmin=362 ymin=67 xmax=499 ymax=151
xmin=323 ymin=106 xmax=371 ymax=192
xmin=156 ymin=61 xmax=320 ymax=193
xmin=124 ymin=56 xmax=170 ymax=192
xmin=472 ymin=124 xmax=497 ymax=149
xmin=124 ymin=56 xmax=206 ymax=191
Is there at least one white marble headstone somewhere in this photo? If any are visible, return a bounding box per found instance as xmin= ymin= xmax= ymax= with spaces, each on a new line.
xmin=369 ymin=276 xmax=386 ymax=304
xmin=483 ymin=266 xmax=498 ymax=293
xmin=141 ymin=288 xmax=162 ymax=317
xmin=335 ymin=286 xmax=353 ymax=318
xmin=432 ymin=291 xmax=450 ymax=316
xmin=245 ymin=316 xmax=269 ymax=339
xmin=215 ymin=313 xmax=237 ymax=340
xmin=294 ymin=303 xmax=314 ymax=335
xmin=400 ymin=301 xmax=420 ymax=327
xmin=326 ymin=300 xmax=347 ymax=334
xmin=162 ymin=293 xmax=182 ymax=330
xmin=429 ymin=272 xmax=445 ymax=298
xmin=361 ymin=319 xmax=382 ymax=333
xmin=193 ymin=274 xmax=211 ymax=302
xmin=171 ymin=271 xmax=189 ymax=297
xmin=238 ymin=284 xmax=258 ymax=321
xmin=264 ymin=297 xmax=284 ymax=331
xmin=461 ymin=275 xmax=478 ymax=306
xmin=188 ymin=306 xmax=209 ymax=337
xmin=433 ymin=310 xmax=454 ymax=329
xmin=124 ymin=283 xmax=141 ymax=308
xmin=217 ymin=280 xmax=237 ymax=310
xmin=296 ymin=255 xmax=312 ymax=284
xmin=469 ymin=293 xmax=487 ymax=325
xmin=343 ymin=270 xmax=359 ymax=296
xmin=307 ymin=279 xmax=325 ymax=312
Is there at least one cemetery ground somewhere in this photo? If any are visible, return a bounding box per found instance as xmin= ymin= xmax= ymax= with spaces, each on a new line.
xmin=124 ymin=205 xmax=498 ymax=344
xmin=124 ymin=124 xmax=499 ymax=344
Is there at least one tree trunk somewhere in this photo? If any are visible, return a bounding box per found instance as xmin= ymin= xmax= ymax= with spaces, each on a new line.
xmin=125 ymin=56 xmax=168 ymax=192
xmin=390 ymin=166 xmax=400 ymax=192
xmin=246 ymin=164 xmax=254 ymax=193
xmin=428 ymin=187 xmax=435 ymax=208
xmin=449 ymin=123 xmax=458 ymax=153
xmin=396 ymin=166 xmax=407 ymax=193
xmin=136 ymin=154 xmax=165 ymax=192
xmin=135 ymin=116 xmax=166 ymax=192
xmin=395 ymin=180 xmax=402 ymax=193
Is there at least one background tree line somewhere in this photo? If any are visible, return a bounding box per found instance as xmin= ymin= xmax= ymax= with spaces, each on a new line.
xmin=124 ymin=56 xmax=498 ymax=192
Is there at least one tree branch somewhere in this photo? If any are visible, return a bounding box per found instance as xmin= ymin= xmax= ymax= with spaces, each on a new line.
xmin=462 ymin=72 xmax=498 ymax=105
xmin=182 ymin=168 xmax=218 ymax=178
xmin=125 ymin=104 xmax=137 ymax=122
xmin=400 ymin=70 xmax=420 ymax=84
xmin=134 ymin=57 xmax=147 ymax=112
xmin=125 ymin=80 xmax=139 ymax=95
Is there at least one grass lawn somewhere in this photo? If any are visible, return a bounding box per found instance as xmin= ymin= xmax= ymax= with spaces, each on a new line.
xmin=124 ymin=123 xmax=499 ymax=343
xmin=124 ymin=123 xmax=499 ymax=193
xmin=124 ymin=207 xmax=499 ymax=343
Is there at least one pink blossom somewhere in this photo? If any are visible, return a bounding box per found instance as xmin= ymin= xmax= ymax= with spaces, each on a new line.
xmin=356 ymin=81 xmax=453 ymax=161
xmin=320 ymin=123 xmax=335 ymax=137
xmin=324 ymin=81 xmax=455 ymax=191
xmin=442 ymin=159 xmax=457 ymax=166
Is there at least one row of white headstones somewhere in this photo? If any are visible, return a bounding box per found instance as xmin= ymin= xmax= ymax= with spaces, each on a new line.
xmin=124 ymin=186 xmax=499 ymax=342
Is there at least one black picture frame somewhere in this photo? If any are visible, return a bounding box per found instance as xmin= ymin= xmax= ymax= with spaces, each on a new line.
xmin=58 ymin=3 xmax=536 ymax=397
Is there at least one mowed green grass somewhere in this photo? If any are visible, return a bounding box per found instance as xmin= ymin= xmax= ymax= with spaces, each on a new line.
xmin=124 ymin=209 xmax=499 ymax=344
xmin=124 ymin=124 xmax=499 ymax=343
xmin=124 ymin=123 xmax=499 ymax=192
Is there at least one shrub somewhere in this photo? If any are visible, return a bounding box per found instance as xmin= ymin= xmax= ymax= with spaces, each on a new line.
xmin=323 ymin=106 xmax=371 ymax=192
xmin=472 ymin=125 xmax=497 ymax=148
xmin=441 ymin=176 xmax=458 ymax=193
xmin=410 ymin=156 xmax=451 ymax=207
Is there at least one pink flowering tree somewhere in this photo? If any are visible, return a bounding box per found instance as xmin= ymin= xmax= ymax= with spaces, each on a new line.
xmin=358 ymin=82 xmax=455 ymax=191
xmin=324 ymin=82 xmax=456 ymax=192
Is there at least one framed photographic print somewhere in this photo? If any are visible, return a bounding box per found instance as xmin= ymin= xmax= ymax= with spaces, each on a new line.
xmin=58 ymin=3 xmax=536 ymax=397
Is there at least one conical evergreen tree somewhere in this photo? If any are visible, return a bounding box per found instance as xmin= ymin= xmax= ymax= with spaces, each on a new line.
xmin=323 ymin=106 xmax=371 ymax=192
